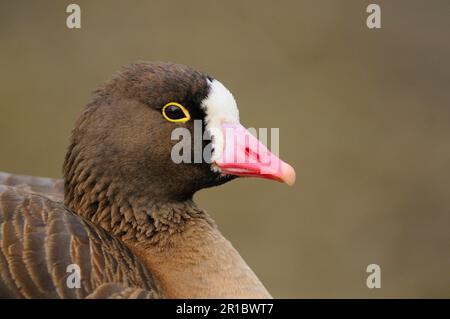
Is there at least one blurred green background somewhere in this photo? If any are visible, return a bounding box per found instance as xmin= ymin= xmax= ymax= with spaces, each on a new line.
xmin=1 ymin=0 xmax=449 ymax=298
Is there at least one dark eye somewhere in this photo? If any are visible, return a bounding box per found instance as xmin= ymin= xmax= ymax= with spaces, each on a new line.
xmin=162 ymin=102 xmax=191 ymax=123
xmin=166 ymin=105 xmax=185 ymax=119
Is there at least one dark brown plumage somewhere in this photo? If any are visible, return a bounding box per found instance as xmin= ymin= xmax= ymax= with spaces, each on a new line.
xmin=0 ymin=62 xmax=295 ymax=299
xmin=63 ymin=63 xmax=226 ymax=242
xmin=0 ymin=183 xmax=162 ymax=298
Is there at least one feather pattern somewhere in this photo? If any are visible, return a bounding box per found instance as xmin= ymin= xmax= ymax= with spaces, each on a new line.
xmin=0 ymin=182 xmax=163 ymax=299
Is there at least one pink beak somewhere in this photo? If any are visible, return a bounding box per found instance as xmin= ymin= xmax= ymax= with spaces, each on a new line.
xmin=215 ymin=124 xmax=296 ymax=186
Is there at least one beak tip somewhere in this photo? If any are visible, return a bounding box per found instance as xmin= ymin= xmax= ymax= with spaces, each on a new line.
xmin=281 ymin=162 xmax=296 ymax=186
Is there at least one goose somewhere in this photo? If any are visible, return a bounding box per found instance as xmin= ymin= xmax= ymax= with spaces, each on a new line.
xmin=0 ymin=62 xmax=295 ymax=299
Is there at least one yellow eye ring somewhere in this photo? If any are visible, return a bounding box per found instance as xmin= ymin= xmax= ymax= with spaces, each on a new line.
xmin=162 ymin=102 xmax=191 ymax=123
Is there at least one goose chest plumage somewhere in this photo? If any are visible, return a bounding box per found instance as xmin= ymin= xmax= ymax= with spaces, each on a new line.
xmin=0 ymin=62 xmax=296 ymax=299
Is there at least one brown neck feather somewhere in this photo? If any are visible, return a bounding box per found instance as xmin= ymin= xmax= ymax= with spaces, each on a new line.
xmin=63 ymin=132 xmax=271 ymax=298
xmin=63 ymin=142 xmax=216 ymax=245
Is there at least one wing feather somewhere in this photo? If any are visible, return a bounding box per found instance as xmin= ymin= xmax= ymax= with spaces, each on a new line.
xmin=0 ymin=172 xmax=64 ymax=202
xmin=0 ymin=184 xmax=163 ymax=299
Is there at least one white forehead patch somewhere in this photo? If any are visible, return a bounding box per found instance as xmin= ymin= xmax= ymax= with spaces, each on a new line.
xmin=201 ymin=79 xmax=240 ymax=165
xmin=201 ymin=79 xmax=239 ymax=126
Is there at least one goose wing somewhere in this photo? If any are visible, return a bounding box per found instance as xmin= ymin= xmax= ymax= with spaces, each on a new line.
xmin=0 ymin=184 xmax=164 ymax=299
xmin=0 ymin=171 xmax=64 ymax=202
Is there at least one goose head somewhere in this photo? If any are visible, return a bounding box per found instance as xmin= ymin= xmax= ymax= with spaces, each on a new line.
xmin=64 ymin=62 xmax=295 ymax=207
